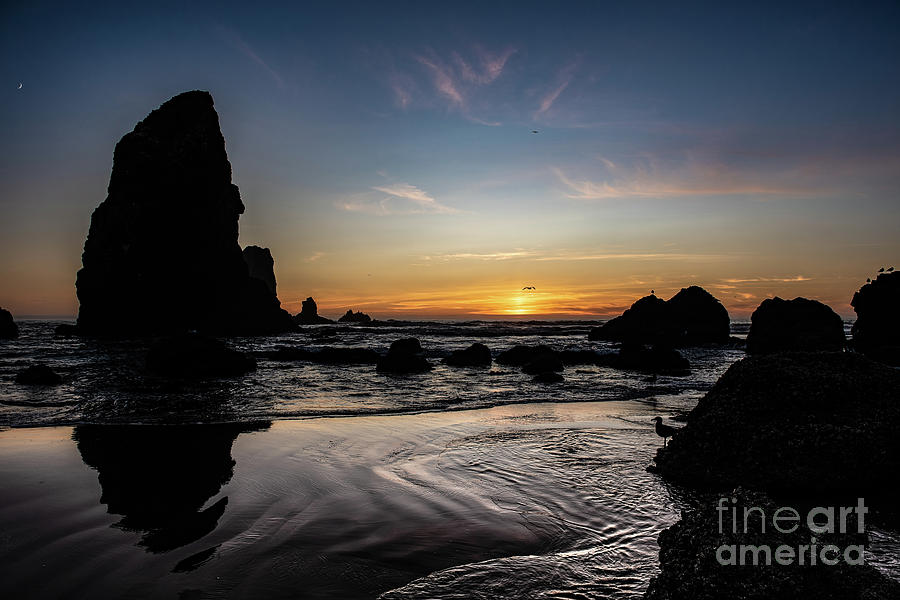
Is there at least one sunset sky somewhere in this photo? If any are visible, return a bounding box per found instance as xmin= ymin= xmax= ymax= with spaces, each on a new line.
xmin=1 ymin=2 xmax=898 ymax=319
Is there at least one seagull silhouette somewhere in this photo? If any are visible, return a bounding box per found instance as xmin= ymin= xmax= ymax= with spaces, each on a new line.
xmin=522 ymin=286 xmax=536 ymax=290
xmin=531 ymin=130 xmax=539 ymax=134
xmin=652 ymin=417 xmax=679 ymax=448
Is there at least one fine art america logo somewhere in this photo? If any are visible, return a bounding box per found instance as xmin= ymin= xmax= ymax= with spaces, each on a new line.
xmin=715 ymin=497 xmax=868 ymax=566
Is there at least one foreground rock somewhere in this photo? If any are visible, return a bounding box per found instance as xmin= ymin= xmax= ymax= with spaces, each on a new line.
xmin=651 ymin=352 xmax=900 ymax=498
xmin=146 ymin=334 xmax=256 ymax=378
xmin=589 ymin=286 xmax=730 ymax=346
xmin=746 ymin=297 xmax=844 ymax=354
xmin=645 ymin=488 xmax=900 ymax=600
xmin=74 ymin=91 xmax=295 ymax=336
xmin=15 ymin=364 xmax=62 ymax=385
xmin=262 ymin=346 xmax=379 ymax=364
xmin=851 ymin=271 xmax=900 ymax=365
xmin=293 ymin=297 xmax=334 ymax=325
xmin=339 ymin=309 xmax=372 ymax=324
xmin=0 ymin=307 xmax=18 ymax=339
xmin=443 ymin=343 xmax=492 ymax=367
xmin=376 ymin=338 xmax=432 ymax=373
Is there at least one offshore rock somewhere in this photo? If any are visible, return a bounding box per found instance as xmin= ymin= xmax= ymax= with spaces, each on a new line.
xmin=294 ymin=297 xmax=334 ymax=325
xmin=746 ymin=297 xmax=844 ymax=354
xmin=376 ymin=338 xmax=432 ymax=374
xmin=338 ymin=309 xmax=372 ymax=324
xmin=0 ymin=307 xmax=18 ymax=339
xmin=444 ymin=343 xmax=492 ymax=367
xmin=15 ymin=363 xmax=62 ymax=385
xmin=589 ymin=286 xmax=729 ymax=347
xmin=851 ymin=271 xmax=900 ymax=365
xmin=74 ymin=91 xmax=295 ymax=336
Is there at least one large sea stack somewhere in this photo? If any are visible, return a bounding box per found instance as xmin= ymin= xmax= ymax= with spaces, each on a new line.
xmin=75 ymin=91 xmax=296 ymax=336
xmin=589 ymin=286 xmax=730 ymax=346
xmin=851 ymin=271 xmax=900 ymax=365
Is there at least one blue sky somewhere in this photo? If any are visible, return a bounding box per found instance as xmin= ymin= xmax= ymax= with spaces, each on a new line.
xmin=2 ymin=1 xmax=899 ymax=317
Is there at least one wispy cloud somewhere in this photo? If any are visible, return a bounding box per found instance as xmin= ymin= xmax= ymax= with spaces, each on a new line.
xmin=416 ymin=55 xmax=464 ymax=105
xmin=217 ymin=26 xmax=284 ymax=88
xmin=553 ymin=157 xmax=814 ymax=200
xmin=454 ymin=46 xmax=517 ymax=84
xmin=721 ymin=276 xmax=812 ymax=283
xmin=535 ymin=61 xmax=578 ymax=117
xmin=398 ymin=45 xmax=515 ymax=123
xmin=422 ymin=250 xmax=536 ymax=262
xmin=419 ymin=248 xmax=729 ymax=263
xmin=305 ymin=251 xmax=326 ymax=263
xmin=337 ymin=182 xmax=459 ymax=216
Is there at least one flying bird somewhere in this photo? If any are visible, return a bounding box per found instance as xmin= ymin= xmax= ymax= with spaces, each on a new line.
xmin=522 ymin=286 xmax=536 ymax=290
xmin=652 ymin=417 xmax=679 ymax=448
xmin=531 ymin=130 xmax=539 ymax=134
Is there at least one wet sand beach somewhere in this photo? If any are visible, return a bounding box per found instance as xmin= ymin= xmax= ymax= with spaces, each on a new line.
xmin=0 ymin=399 xmax=693 ymax=599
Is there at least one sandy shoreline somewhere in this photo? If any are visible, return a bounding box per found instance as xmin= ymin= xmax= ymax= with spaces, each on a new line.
xmin=0 ymin=399 xmax=692 ymax=599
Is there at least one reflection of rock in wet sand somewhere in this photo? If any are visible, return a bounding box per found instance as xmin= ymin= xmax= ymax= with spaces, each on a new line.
xmin=73 ymin=422 xmax=268 ymax=553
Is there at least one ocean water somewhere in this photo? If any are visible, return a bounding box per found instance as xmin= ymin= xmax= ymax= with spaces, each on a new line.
xmin=5 ymin=319 xmax=893 ymax=600
xmin=0 ymin=320 xmax=747 ymax=427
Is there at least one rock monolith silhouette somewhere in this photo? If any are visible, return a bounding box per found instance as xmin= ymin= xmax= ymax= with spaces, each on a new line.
xmin=75 ymin=91 xmax=295 ymax=336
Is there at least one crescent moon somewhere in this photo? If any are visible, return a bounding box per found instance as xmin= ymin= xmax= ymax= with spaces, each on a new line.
xmin=17 ymin=83 xmax=23 ymax=90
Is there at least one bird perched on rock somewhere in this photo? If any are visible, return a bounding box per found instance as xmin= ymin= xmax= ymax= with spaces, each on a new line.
xmin=889 ymin=267 xmax=895 ymax=272
xmin=878 ymin=267 xmax=885 ymax=272
xmin=652 ymin=416 xmax=680 ymax=447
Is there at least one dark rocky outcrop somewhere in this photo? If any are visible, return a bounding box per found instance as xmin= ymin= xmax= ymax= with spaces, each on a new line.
xmin=645 ymin=488 xmax=900 ymax=600
xmin=0 ymin=307 xmax=18 ymax=339
xmin=522 ymin=353 xmax=564 ymax=375
xmin=146 ymin=334 xmax=257 ymax=378
xmin=851 ymin=271 xmax=900 ymax=365
xmin=590 ymin=295 xmax=670 ymax=345
xmin=376 ymin=338 xmax=432 ymax=373
xmin=15 ymin=363 xmax=62 ymax=385
xmin=496 ymin=345 xmax=557 ymax=367
xmin=242 ymin=245 xmax=277 ymax=296
xmin=651 ymin=352 xmax=900 ymax=499
xmin=589 ymin=287 xmax=730 ymax=347
xmin=74 ymin=91 xmax=295 ymax=336
xmin=294 ymin=297 xmax=334 ymax=325
xmin=443 ymin=343 xmax=492 ymax=367
xmin=338 ymin=309 xmax=372 ymax=324
xmin=599 ymin=344 xmax=690 ymax=375
xmin=262 ymin=346 xmax=379 ymax=364
xmin=532 ymin=371 xmax=564 ymax=384
xmin=746 ymin=297 xmax=844 ymax=354
xmin=666 ymin=286 xmax=731 ymax=345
